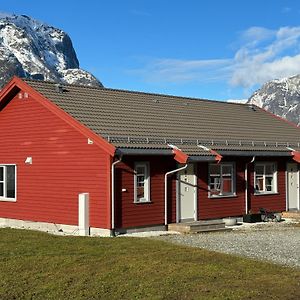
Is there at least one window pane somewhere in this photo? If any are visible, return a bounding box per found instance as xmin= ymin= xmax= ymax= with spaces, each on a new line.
xmin=210 ymin=177 xmax=221 ymax=195
xmin=222 ymin=165 xmax=232 ymax=176
xmin=255 ymin=165 xmax=264 ymax=175
xmin=137 ymin=186 xmax=144 ymax=199
xmin=222 ymin=178 xmax=232 ymax=193
xmin=265 ymin=185 xmax=272 ymax=192
xmin=222 ymin=165 xmax=232 ymax=194
xmin=210 ymin=164 xmax=220 ymax=176
xmin=210 ymin=164 xmax=221 ymax=195
xmin=256 ymin=176 xmax=264 ymax=191
xmin=265 ymin=164 xmax=274 ymax=175
xmin=6 ymin=166 xmax=15 ymax=198
xmin=265 ymin=176 xmax=273 ymax=192
xmin=135 ymin=163 xmax=149 ymax=201
xmin=0 ymin=182 xmax=3 ymax=197
xmin=136 ymin=166 xmax=145 ymax=175
xmin=0 ymin=167 xmax=3 ymax=181
xmin=265 ymin=176 xmax=273 ymax=185
xmin=137 ymin=175 xmax=145 ymax=186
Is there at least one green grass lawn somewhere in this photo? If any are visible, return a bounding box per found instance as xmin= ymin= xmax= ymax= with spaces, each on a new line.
xmin=0 ymin=228 xmax=299 ymax=300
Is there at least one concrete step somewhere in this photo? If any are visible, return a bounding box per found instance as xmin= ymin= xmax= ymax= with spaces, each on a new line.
xmin=168 ymin=220 xmax=228 ymax=234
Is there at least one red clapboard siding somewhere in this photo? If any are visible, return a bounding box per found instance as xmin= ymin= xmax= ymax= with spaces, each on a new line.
xmin=197 ymin=158 xmax=246 ymax=220
xmin=115 ymin=156 xmax=177 ymax=228
xmin=0 ymin=90 xmax=111 ymax=229
xmin=248 ymin=158 xmax=286 ymax=213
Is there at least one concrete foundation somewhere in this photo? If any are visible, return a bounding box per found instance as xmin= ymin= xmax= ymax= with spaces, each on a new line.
xmin=115 ymin=225 xmax=166 ymax=235
xmin=0 ymin=217 xmax=111 ymax=237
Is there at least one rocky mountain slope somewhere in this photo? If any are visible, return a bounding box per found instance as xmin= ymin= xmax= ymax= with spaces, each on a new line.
xmin=0 ymin=13 xmax=102 ymax=87
xmin=248 ymin=75 xmax=300 ymax=125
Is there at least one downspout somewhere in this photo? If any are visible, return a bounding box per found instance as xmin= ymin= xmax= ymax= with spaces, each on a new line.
xmin=111 ymin=156 xmax=122 ymax=236
xmin=164 ymin=164 xmax=188 ymax=226
xmin=245 ymin=156 xmax=255 ymax=214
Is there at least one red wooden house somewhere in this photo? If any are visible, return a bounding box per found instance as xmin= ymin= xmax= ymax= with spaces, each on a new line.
xmin=0 ymin=77 xmax=299 ymax=236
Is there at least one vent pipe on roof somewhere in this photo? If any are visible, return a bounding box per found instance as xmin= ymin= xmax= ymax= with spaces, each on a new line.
xmin=55 ymin=83 xmax=64 ymax=93
xmin=247 ymin=104 xmax=256 ymax=111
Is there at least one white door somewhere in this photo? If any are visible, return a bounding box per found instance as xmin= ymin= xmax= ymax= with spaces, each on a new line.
xmin=287 ymin=163 xmax=299 ymax=210
xmin=179 ymin=164 xmax=197 ymax=221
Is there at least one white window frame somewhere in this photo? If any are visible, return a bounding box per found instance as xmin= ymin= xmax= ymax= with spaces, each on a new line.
xmin=0 ymin=164 xmax=17 ymax=202
xmin=254 ymin=162 xmax=277 ymax=195
xmin=208 ymin=162 xmax=236 ymax=198
xmin=134 ymin=162 xmax=150 ymax=203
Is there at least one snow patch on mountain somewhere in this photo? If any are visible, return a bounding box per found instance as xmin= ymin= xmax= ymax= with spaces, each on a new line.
xmin=248 ymin=75 xmax=300 ymax=125
xmin=0 ymin=14 xmax=102 ymax=87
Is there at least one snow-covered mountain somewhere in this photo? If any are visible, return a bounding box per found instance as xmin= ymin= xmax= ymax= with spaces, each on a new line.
xmin=0 ymin=14 xmax=102 ymax=87
xmin=248 ymin=75 xmax=300 ymax=126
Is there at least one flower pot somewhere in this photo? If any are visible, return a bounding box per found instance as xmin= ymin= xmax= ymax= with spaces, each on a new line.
xmin=223 ymin=217 xmax=237 ymax=226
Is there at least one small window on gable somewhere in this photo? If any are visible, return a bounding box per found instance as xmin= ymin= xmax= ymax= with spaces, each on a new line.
xmin=0 ymin=165 xmax=16 ymax=201
xmin=134 ymin=162 xmax=150 ymax=203
xmin=209 ymin=163 xmax=235 ymax=197
xmin=254 ymin=162 xmax=277 ymax=194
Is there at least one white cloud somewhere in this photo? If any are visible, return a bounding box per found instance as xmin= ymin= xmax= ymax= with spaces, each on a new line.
xmin=230 ymin=26 xmax=300 ymax=87
xmin=136 ymin=58 xmax=230 ymax=83
xmin=133 ymin=26 xmax=300 ymax=90
xmin=230 ymin=54 xmax=300 ymax=87
xmin=239 ymin=26 xmax=275 ymax=46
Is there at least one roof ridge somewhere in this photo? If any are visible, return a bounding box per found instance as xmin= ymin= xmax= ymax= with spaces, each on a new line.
xmin=23 ymin=78 xmax=247 ymax=106
xmin=23 ymin=78 xmax=104 ymax=91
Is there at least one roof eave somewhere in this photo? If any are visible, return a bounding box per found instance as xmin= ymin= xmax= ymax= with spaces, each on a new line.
xmin=117 ymin=148 xmax=172 ymax=156
xmin=117 ymin=147 xmax=293 ymax=159
xmin=218 ymin=150 xmax=292 ymax=157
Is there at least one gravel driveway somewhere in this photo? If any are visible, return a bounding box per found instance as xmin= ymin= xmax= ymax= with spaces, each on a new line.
xmin=155 ymin=222 xmax=300 ymax=268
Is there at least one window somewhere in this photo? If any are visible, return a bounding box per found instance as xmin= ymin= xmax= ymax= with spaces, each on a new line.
xmin=134 ymin=162 xmax=150 ymax=203
xmin=209 ymin=163 xmax=235 ymax=197
xmin=0 ymin=165 xmax=16 ymax=201
xmin=254 ymin=162 xmax=277 ymax=194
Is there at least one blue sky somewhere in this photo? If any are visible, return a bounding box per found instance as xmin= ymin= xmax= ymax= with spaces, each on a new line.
xmin=2 ymin=0 xmax=300 ymax=100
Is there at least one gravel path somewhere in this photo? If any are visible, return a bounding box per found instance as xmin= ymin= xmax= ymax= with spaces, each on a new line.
xmin=155 ymin=223 xmax=300 ymax=268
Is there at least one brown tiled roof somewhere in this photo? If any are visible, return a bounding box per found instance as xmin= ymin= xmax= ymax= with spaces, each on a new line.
xmin=23 ymin=79 xmax=300 ymax=156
